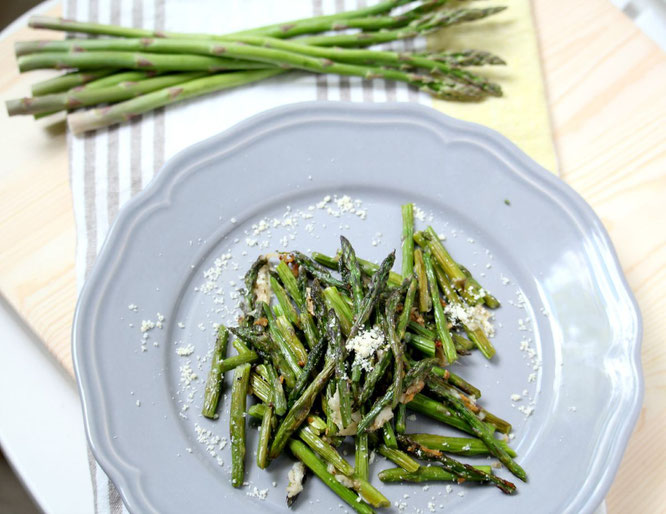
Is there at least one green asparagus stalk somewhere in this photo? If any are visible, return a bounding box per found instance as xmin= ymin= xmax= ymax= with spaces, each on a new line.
xmin=423 ymin=250 xmax=457 ymax=363
xmin=328 ymin=311 xmax=353 ymax=428
xmin=250 ymin=373 xmax=272 ymax=404
xmin=414 ymin=248 xmax=431 ymax=313
xmin=275 ymin=315 xmax=308 ymax=364
xmin=241 ymin=255 xmax=268 ymax=323
xmin=272 ymin=275 xmax=301 ymax=326
xmin=270 ymin=360 xmax=335 ymax=459
xmin=416 ymin=49 xmax=506 ymax=67
xmin=401 ymin=203 xmax=415 ymax=278
xmin=262 ymin=303 xmax=304 ymax=378
xmin=431 ymin=261 xmax=496 ymax=359
xmin=265 ymin=362 xmax=287 ymax=416
xmin=358 ymin=346 xmax=392 ymax=406
xmin=349 ymin=250 xmax=397 ymax=340
xmin=395 ymin=404 xmax=407 ymax=434
xmin=30 ymin=69 xmax=115 ymax=96
xmin=230 ymin=363 xmax=251 ymax=487
xmin=407 ymin=433 xmax=517 ymax=457
xmin=17 ymin=50 xmax=270 ymax=73
xmin=201 ymin=325 xmax=230 ymax=418
xmin=257 ymin=404 xmax=273 ymax=469
xmin=385 ymin=289 xmax=405 ymax=409
xmin=396 ymin=278 xmax=417 ymax=340
xmin=288 ymin=440 xmax=375 ymax=514
xmin=323 ymin=286 xmax=353 ymax=335
xmin=67 ymin=69 xmax=282 ymax=133
xmin=429 ymin=377 xmax=527 ymax=481
xmin=406 ymin=393 xmax=475 ymax=435
xmin=339 ymin=236 xmax=365 ymax=315
xmin=377 ymin=445 xmax=420 ymax=473
xmin=214 ymin=349 xmax=258 ymax=374
xmin=288 ymin=335 xmax=327 ymax=408
xmin=398 ymin=434 xmax=517 ymax=494
xmin=430 ymin=365 xmax=482 ymax=398
xmin=355 ymin=421 xmax=370 ymax=480
xmin=417 ymin=228 xmax=467 ymax=287
xmin=232 ymin=336 xmax=252 ymax=355
xmin=378 ymin=465 xmax=493 ymax=483
xmin=292 ymin=252 xmax=345 ymax=289
xmin=358 ymin=358 xmax=435 ymax=432
xmin=459 ymin=263 xmax=501 ymax=308
xmin=382 ymin=421 xmax=399 ymax=450
xmin=299 ymin=425 xmax=354 ymax=476
xmin=7 ymin=72 xmax=207 ymax=116
xmin=313 ymin=251 xmax=403 ymax=288
xmin=26 ymin=2 xmax=413 ymax=41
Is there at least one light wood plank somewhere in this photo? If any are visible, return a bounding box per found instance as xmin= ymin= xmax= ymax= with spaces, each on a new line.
xmin=0 ymin=4 xmax=76 ymax=375
xmin=533 ymin=1 xmax=666 ymax=512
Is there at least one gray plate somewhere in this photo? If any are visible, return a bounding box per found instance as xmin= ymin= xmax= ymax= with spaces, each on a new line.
xmin=73 ymin=102 xmax=642 ymax=514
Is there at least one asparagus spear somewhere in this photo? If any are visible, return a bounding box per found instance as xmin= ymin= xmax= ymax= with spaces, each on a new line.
xmin=401 ymin=203 xmax=415 ymax=278
xmin=257 ymin=404 xmax=273 ymax=469
xmin=377 ymin=445 xmax=420 ymax=473
xmin=230 ymin=363 xmax=251 ymax=487
xmin=406 ymin=393 xmax=475 ymax=435
xmin=385 ymin=289 xmax=405 ymax=409
xmin=349 ymin=250 xmax=397 ymax=339
xmin=358 ymin=346 xmax=392 ymax=406
xmin=292 ymin=251 xmax=345 ymax=289
xmin=379 ymin=465 xmax=493 ymax=483
xmin=428 ymin=375 xmax=527 ymax=481
xmin=423 ymin=250 xmax=457 ymax=364
xmin=431 ymin=261 xmax=496 ymax=359
xmin=396 ymin=278 xmax=417 ymax=340
xmin=407 ymin=433 xmax=517 ymax=457
xmin=270 ymin=276 xmax=300 ymax=328
xmin=382 ymin=421 xmax=399 ymax=449
xmin=355 ymin=418 xmax=370 ymax=480
xmin=416 ymin=49 xmax=506 ymax=67
xmin=323 ymin=286 xmax=354 ymax=335
xmin=287 ymin=335 xmax=327 ymax=408
xmin=398 ymin=434 xmax=517 ymax=494
xmin=242 ymin=255 xmax=268 ymax=323
xmin=201 ymin=325 xmax=230 ymax=418
xmin=26 ymin=3 xmax=490 ymax=43
xmin=312 ymin=251 xmax=403 ymax=288
xmin=395 ymin=404 xmax=407 ymax=434
xmin=459 ymin=263 xmax=501 ymax=308
xmin=67 ymin=69 xmax=283 ymax=133
xmin=288 ymin=440 xmax=375 ymax=514
xmin=414 ymin=248 xmax=431 ymax=313
xmin=358 ymin=358 xmax=436 ymax=432
xmin=30 ymin=69 xmax=115 ymax=96
xmin=250 ymin=373 xmax=272 ymax=404
xmin=270 ymin=360 xmax=335 ymax=459
xmin=339 ymin=236 xmax=365 ymax=315
xmin=7 ymin=72 xmax=207 ymax=116
xmin=327 ymin=311 xmax=353 ymax=428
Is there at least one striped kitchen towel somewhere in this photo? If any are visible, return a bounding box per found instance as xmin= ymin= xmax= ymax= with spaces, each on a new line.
xmin=65 ymin=0 xmax=555 ymax=511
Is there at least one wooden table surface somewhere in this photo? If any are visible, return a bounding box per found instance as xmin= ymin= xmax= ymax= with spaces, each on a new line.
xmin=0 ymin=1 xmax=664 ymax=512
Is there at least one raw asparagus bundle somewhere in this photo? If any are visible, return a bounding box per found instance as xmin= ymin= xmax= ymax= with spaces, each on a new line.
xmin=200 ymin=203 xmax=525 ymax=512
xmin=6 ymin=0 xmax=508 ymax=133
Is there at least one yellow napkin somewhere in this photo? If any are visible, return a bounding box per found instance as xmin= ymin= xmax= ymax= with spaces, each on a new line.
xmin=428 ymin=0 xmax=559 ymax=174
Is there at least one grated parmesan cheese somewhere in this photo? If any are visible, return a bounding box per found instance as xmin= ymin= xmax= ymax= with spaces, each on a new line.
xmin=345 ymin=327 xmax=386 ymax=372
xmin=254 ymin=263 xmax=272 ymax=305
xmin=286 ymin=462 xmax=306 ymax=499
xmin=176 ymin=345 xmax=195 ymax=357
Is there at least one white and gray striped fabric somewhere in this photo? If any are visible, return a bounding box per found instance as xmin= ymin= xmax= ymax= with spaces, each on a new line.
xmin=66 ymin=0 xmax=430 ymax=511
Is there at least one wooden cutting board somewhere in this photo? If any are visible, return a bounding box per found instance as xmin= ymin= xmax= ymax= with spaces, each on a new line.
xmin=0 ymin=1 xmax=664 ymax=512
